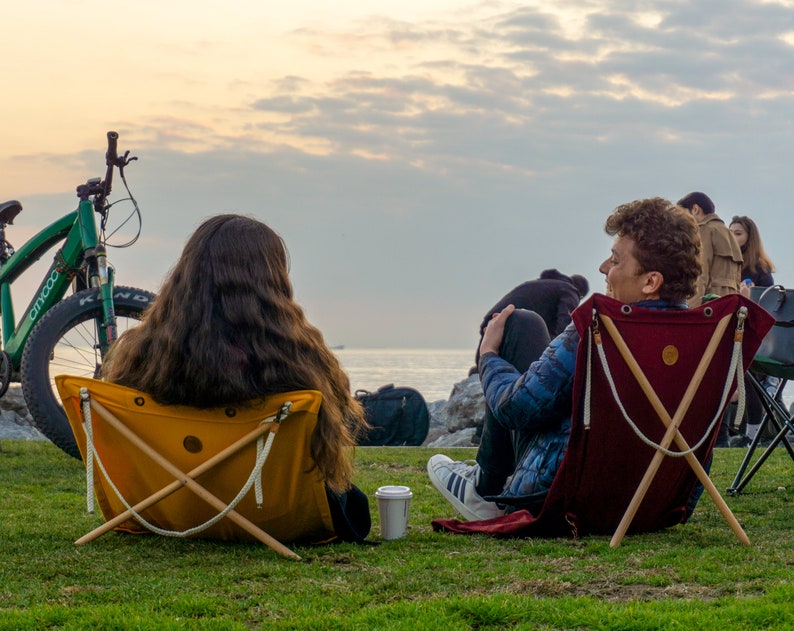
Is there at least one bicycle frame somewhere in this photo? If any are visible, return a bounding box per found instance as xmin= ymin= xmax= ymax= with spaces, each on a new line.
xmin=0 ymin=197 xmax=114 ymax=373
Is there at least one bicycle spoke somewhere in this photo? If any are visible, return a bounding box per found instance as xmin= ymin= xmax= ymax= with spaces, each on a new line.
xmin=47 ymin=314 xmax=140 ymax=399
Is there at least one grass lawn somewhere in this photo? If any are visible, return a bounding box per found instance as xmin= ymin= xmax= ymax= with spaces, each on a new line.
xmin=1 ymin=440 xmax=792 ymax=630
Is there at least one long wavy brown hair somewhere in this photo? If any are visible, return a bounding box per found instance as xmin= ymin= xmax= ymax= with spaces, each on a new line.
xmin=103 ymin=214 xmax=366 ymax=493
xmin=729 ymin=215 xmax=775 ymax=276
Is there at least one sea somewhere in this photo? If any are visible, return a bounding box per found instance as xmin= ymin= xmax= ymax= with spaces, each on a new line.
xmin=333 ymin=348 xmax=475 ymax=403
xmin=335 ymin=347 xmax=794 ymax=411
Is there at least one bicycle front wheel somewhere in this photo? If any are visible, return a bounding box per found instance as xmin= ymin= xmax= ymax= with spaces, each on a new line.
xmin=21 ymin=286 xmax=155 ymax=459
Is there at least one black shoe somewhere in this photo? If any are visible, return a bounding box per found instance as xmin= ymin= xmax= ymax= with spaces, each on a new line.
xmin=729 ymin=435 xmax=751 ymax=448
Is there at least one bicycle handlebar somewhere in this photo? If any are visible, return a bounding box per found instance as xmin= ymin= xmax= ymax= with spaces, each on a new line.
xmin=102 ymin=131 xmax=120 ymax=200
xmin=76 ymin=131 xmax=136 ymax=204
xmin=77 ymin=131 xmax=130 ymax=204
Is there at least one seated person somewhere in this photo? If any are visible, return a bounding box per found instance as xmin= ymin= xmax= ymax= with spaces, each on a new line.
xmin=102 ymin=214 xmax=371 ymax=541
xmin=475 ymin=268 xmax=589 ymax=366
xmin=729 ymin=215 xmax=775 ymax=291
xmin=427 ymin=198 xmax=701 ymax=520
xmin=471 ymin=269 xmax=589 ymax=445
xmin=724 ymin=215 xmax=777 ymax=446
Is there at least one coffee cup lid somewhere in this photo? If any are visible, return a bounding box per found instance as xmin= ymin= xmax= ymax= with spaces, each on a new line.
xmin=375 ymin=485 xmax=413 ymax=499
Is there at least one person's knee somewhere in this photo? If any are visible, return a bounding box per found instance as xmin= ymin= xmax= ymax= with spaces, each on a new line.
xmin=500 ymin=310 xmax=550 ymax=370
xmin=509 ymin=308 xmax=546 ymax=328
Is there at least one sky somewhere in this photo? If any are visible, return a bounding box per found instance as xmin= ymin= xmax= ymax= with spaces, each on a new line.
xmin=2 ymin=0 xmax=794 ymax=349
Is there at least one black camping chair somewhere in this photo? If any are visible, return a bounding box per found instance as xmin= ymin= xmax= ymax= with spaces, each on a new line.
xmin=728 ymin=286 xmax=794 ymax=494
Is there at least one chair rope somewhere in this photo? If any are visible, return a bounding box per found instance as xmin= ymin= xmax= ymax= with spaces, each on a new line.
xmin=584 ymin=306 xmax=747 ymax=457
xmin=84 ymin=406 xmax=95 ymax=515
xmin=79 ymin=389 xmax=289 ymax=538
xmin=583 ymin=317 xmax=595 ymax=430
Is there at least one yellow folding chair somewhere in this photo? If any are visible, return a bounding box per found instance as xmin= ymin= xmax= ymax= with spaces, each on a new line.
xmin=56 ymin=375 xmax=337 ymax=560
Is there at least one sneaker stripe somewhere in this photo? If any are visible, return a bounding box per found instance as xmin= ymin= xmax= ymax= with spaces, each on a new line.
xmin=428 ymin=456 xmax=505 ymax=522
xmin=448 ymin=473 xmax=465 ymax=501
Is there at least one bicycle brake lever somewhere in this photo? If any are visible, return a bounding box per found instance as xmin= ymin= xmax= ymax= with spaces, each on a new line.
xmin=117 ymin=150 xmax=138 ymax=167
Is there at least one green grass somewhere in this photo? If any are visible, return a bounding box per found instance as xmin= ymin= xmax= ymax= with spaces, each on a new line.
xmin=1 ymin=440 xmax=792 ymax=630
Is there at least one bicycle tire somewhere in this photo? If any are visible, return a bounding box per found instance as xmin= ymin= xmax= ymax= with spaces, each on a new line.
xmin=21 ymin=286 xmax=155 ymax=459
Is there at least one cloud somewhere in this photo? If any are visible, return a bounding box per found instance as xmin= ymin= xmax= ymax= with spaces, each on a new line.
xmin=9 ymin=1 xmax=794 ymax=347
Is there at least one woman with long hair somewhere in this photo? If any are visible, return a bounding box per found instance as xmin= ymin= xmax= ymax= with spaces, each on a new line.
xmin=729 ymin=215 xmax=775 ymax=289
xmin=103 ymin=214 xmax=370 ymax=540
xmin=725 ymin=215 xmax=777 ymax=446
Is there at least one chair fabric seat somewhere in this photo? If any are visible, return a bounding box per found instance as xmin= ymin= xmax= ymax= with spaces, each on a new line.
xmin=432 ymin=294 xmax=774 ymax=541
xmin=57 ymin=376 xmax=336 ymax=545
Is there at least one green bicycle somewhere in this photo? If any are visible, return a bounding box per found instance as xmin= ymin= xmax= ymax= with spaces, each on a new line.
xmin=0 ymin=131 xmax=155 ymax=458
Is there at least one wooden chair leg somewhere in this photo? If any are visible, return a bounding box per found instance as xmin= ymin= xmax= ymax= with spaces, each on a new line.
xmin=601 ymin=314 xmax=749 ymax=548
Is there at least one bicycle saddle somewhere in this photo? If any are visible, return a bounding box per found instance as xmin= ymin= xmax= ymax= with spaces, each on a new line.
xmin=0 ymin=201 xmax=22 ymax=225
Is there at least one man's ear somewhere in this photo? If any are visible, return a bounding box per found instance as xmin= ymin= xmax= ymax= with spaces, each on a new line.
xmin=643 ymin=271 xmax=664 ymax=296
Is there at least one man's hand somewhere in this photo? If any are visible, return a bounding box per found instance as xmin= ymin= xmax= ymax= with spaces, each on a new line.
xmin=479 ymin=304 xmax=516 ymax=357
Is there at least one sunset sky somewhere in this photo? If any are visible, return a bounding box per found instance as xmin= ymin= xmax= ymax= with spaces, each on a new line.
xmin=3 ymin=0 xmax=794 ymax=348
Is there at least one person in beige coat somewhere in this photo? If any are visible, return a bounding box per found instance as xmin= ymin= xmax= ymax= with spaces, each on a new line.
xmin=677 ymin=191 xmax=743 ymax=307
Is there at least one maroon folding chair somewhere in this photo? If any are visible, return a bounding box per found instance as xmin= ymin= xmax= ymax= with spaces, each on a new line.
xmin=433 ymin=294 xmax=773 ymax=546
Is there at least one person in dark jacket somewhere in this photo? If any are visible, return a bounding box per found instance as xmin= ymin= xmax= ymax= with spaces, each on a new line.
xmin=470 ymin=270 xmax=588 ymax=445
xmin=474 ymin=269 xmax=589 ymax=365
xmin=428 ymin=198 xmax=702 ymax=521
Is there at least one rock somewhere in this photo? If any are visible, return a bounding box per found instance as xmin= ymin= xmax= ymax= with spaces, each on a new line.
xmin=422 ymin=399 xmax=448 ymax=446
xmin=442 ymin=373 xmax=485 ymax=432
xmin=426 ymin=427 xmax=477 ymax=447
xmin=421 ymin=373 xmax=484 ymax=447
xmin=427 ymin=400 xmax=447 ymax=429
xmin=0 ymin=384 xmax=46 ymax=441
xmin=1 ymin=373 xmax=489 ymax=448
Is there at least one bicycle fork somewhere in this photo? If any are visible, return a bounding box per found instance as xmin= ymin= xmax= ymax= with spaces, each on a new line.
xmin=83 ymin=245 xmax=117 ymax=375
xmin=94 ymin=245 xmax=117 ymax=342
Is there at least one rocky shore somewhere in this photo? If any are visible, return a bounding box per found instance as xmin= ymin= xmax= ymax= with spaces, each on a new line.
xmin=0 ymin=385 xmax=46 ymax=443
xmin=0 ymin=376 xmax=485 ymax=448
xmin=423 ymin=373 xmax=484 ymax=447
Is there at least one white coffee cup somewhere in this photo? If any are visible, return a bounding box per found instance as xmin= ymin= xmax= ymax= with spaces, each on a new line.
xmin=375 ymin=485 xmax=413 ymax=540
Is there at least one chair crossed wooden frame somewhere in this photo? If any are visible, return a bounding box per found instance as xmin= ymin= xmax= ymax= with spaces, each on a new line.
xmin=56 ymin=375 xmax=337 ymax=560
xmin=595 ymin=303 xmax=748 ymax=546
xmin=433 ymin=294 xmax=774 ymax=546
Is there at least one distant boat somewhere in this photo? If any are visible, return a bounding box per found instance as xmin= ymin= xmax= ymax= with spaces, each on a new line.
xmin=330 ymin=344 xmax=345 ymax=350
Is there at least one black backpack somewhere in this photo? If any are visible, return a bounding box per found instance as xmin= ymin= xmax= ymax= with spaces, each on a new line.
xmin=354 ymin=384 xmax=430 ymax=446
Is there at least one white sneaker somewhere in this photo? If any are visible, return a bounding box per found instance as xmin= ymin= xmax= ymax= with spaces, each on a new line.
xmin=427 ymin=454 xmax=506 ymax=521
